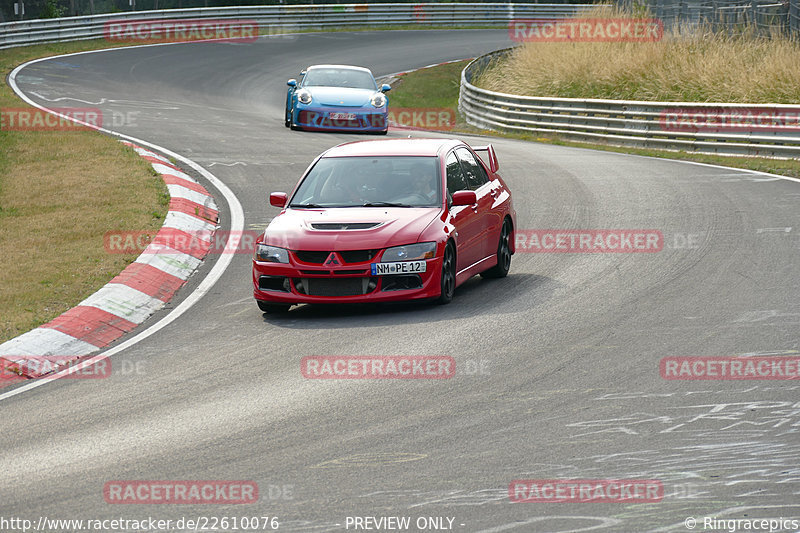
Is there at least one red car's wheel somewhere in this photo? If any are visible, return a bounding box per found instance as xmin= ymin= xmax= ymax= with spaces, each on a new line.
xmin=437 ymin=243 xmax=456 ymax=304
xmin=481 ymin=218 xmax=512 ymax=279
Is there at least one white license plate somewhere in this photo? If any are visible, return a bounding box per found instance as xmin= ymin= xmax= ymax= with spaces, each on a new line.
xmin=371 ymin=261 xmax=427 ymax=275
xmin=329 ymin=112 xmax=357 ymax=120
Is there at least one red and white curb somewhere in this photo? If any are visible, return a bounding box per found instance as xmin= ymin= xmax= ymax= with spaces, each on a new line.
xmin=0 ymin=142 xmax=218 ymax=386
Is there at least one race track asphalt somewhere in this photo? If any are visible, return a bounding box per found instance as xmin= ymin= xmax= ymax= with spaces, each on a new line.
xmin=2 ymin=29 xmax=799 ymax=532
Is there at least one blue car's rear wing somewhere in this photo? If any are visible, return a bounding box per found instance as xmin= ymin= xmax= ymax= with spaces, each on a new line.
xmin=471 ymin=144 xmax=499 ymax=173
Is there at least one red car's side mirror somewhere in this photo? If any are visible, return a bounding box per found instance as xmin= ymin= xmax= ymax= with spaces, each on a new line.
xmin=451 ymin=190 xmax=477 ymax=206
xmin=269 ymin=192 xmax=287 ymax=208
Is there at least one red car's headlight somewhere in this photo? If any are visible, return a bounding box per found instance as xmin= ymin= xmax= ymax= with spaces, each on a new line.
xmin=381 ymin=242 xmax=436 ymax=262
xmin=255 ymin=244 xmax=289 ymax=263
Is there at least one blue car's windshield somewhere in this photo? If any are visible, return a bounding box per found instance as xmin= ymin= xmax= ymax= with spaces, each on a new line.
xmin=290 ymin=156 xmax=442 ymax=208
xmin=301 ymin=68 xmax=377 ymax=90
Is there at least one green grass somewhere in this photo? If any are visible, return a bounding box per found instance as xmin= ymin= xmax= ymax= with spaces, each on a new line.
xmin=388 ymin=60 xmax=474 ymax=129
xmin=0 ymin=41 xmax=169 ymax=343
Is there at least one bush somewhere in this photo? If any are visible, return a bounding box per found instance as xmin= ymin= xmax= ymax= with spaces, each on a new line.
xmin=39 ymin=0 xmax=65 ymax=18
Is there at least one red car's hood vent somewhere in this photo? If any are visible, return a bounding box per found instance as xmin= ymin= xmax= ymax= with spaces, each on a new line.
xmin=310 ymin=222 xmax=382 ymax=230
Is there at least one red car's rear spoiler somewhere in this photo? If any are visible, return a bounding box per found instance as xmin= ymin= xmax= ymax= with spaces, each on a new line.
xmin=471 ymin=144 xmax=499 ymax=173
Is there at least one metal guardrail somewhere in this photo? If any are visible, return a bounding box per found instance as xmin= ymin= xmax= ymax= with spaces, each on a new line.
xmin=0 ymin=3 xmax=601 ymax=49
xmin=459 ymin=48 xmax=800 ymax=159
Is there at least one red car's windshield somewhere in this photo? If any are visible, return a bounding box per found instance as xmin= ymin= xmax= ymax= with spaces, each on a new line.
xmin=290 ymin=156 xmax=442 ymax=208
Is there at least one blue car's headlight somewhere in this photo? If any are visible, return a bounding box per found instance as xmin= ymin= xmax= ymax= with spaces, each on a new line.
xmin=255 ymin=244 xmax=289 ymax=263
xmin=381 ymin=242 xmax=436 ymax=262
xmin=297 ymin=89 xmax=312 ymax=105
xmin=370 ymin=93 xmax=387 ymax=108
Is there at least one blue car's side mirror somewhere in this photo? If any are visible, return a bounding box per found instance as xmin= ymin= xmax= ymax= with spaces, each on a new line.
xmin=287 ymin=79 xmax=297 ymax=87
xmin=381 ymin=84 xmax=391 ymax=93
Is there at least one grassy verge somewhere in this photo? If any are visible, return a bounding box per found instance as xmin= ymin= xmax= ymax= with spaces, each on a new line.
xmin=388 ymin=59 xmax=800 ymax=179
xmin=388 ymin=60 xmax=475 ymax=129
xmin=0 ymin=42 xmax=169 ymax=343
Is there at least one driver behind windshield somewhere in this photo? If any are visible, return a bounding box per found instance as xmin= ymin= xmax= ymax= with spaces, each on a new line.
xmin=409 ymin=162 xmax=439 ymax=204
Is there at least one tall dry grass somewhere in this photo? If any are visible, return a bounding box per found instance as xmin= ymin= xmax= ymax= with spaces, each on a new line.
xmin=478 ymin=6 xmax=800 ymax=103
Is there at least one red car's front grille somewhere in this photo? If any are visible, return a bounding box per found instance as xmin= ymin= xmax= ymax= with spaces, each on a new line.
xmin=294 ymin=277 xmax=377 ymax=297
xmin=294 ymin=251 xmax=330 ymax=264
xmin=293 ymin=249 xmax=377 ymax=264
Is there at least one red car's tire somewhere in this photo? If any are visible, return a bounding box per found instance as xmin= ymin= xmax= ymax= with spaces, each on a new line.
xmin=481 ymin=218 xmax=512 ymax=279
xmin=437 ymin=243 xmax=456 ymax=305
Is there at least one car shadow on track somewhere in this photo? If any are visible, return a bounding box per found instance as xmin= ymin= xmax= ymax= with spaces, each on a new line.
xmin=261 ymin=273 xmax=560 ymax=329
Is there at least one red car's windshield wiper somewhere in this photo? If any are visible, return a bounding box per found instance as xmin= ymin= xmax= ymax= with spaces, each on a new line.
xmin=361 ymin=202 xmax=413 ymax=207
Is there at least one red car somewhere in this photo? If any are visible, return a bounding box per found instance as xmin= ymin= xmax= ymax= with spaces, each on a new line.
xmin=252 ymin=138 xmax=516 ymax=313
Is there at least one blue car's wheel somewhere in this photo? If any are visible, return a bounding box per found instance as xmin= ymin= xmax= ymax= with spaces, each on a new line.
xmin=284 ymin=110 xmax=291 ymax=128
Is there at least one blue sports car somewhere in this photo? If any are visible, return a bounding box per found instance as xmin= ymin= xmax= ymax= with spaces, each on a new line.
xmin=285 ymin=65 xmax=391 ymax=134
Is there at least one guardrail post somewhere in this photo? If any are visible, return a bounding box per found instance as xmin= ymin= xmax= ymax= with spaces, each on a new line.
xmin=655 ymin=0 xmax=664 ymax=25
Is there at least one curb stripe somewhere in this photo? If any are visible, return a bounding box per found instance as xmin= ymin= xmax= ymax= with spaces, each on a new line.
xmin=78 ymin=283 xmax=168 ymax=325
xmin=152 ymin=163 xmax=205 ymax=185
xmin=162 ymin=174 xmax=212 ymax=195
xmin=122 ymin=142 xmax=169 ymax=162
xmin=169 ymin=197 xmax=219 ymax=223
xmin=0 ymin=141 xmax=218 ymax=388
xmin=43 ymin=306 xmax=138 ymax=348
xmin=1 ymin=354 xmax=83 ymax=379
xmin=167 ymin=183 xmax=216 ymax=206
xmin=151 ymin=228 xmax=212 ymax=259
xmin=134 ymin=247 xmax=203 ymax=280
xmin=0 ymin=328 xmax=98 ymax=357
xmin=162 ymin=210 xmax=217 ymax=235
xmin=109 ymin=262 xmax=185 ymax=302
xmin=141 ymin=155 xmax=178 ymax=168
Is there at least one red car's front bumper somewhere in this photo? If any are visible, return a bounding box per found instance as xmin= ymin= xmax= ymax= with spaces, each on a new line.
xmin=252 ymin=254 xmax=443 ymax=306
